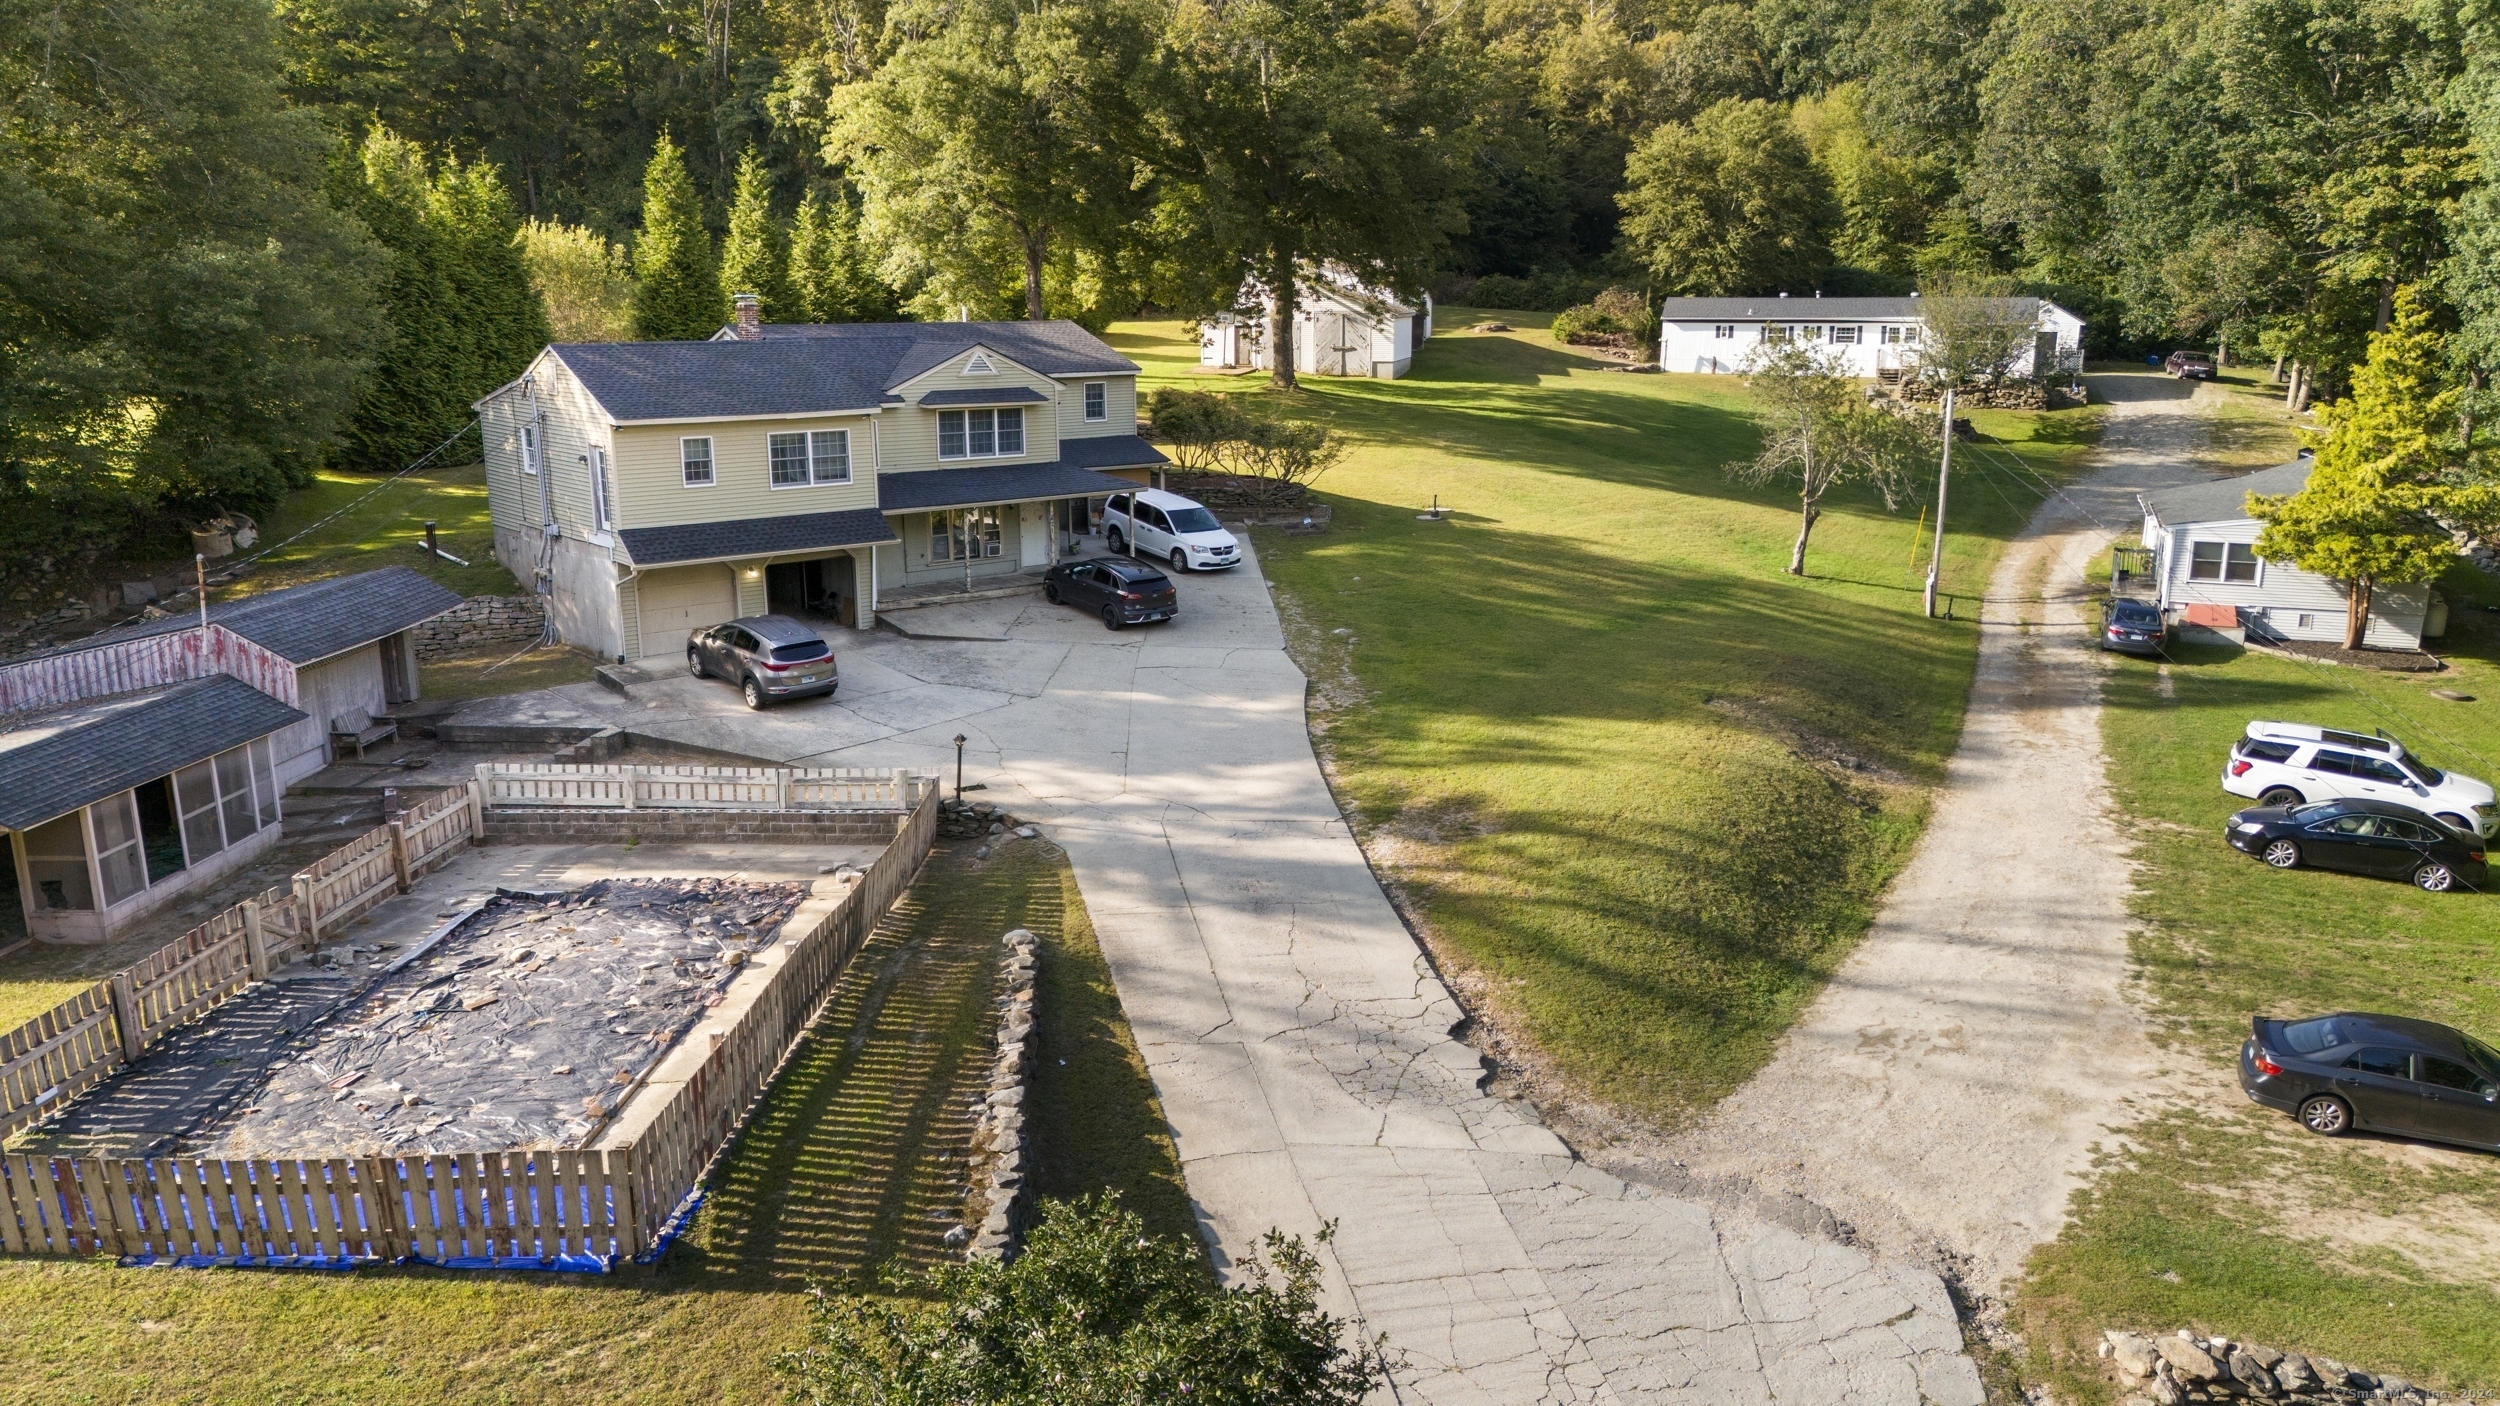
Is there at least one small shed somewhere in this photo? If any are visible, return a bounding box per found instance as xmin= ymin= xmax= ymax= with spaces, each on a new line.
xmin=0 ymin=568 xmax=463 ymax=785
xmin=1 ymin=676 xmax=305 ymax=944
xmin=2138 ymin=456 xmax=2433 ymax=650
xmin=1200 ymin=269 xmax=1433 ymax=380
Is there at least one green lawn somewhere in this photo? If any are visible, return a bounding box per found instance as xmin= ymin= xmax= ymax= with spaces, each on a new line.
xmin=2017 ymin=572 xmax=2500 ymax=1399
xmin=0 ymin=839 xmax=1186 ymax=1404
xmin=1107 ymin=316 xmax=2101 ymax=1121
xmin=234 ymin=461 xmax=518 ymax=603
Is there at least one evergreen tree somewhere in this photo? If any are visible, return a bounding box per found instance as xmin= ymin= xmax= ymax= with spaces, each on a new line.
xmin=433 ymin=157 xmax=550 ymax=394
xmin=331 ymin=128 xmax=461 ymax=473
xmin=631 ymin=133 xmax=723 ymax=340
xmin=788 ymin=183 xmax=900 ymax=322
xmin=718 ymin=147 xmax=791 ymax=320
xmin=2252 ymin=292 xmax=2498 ymax=648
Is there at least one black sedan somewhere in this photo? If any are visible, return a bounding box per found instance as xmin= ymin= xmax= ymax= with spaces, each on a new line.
xmin=2225 ymin=797 xmax=2486 ymax=891
xmin=1043 ymin=556 xmax=1178 ymax=630
xmin=2100 ymin=599 xmax=2165 ymax=656
xmin=2241 ymin=1011 xmax=2500 ymax=1149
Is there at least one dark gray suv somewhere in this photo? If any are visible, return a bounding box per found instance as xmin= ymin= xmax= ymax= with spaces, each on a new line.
xmin=688 ymin=615 xmax=837 ymax=709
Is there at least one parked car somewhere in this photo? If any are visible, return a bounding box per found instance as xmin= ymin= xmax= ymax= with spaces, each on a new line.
xmin=2223 ymin=720 xmax=2498 ymax=837
xmin=2240 ymin=1011 xmax=2500 ymax=1149
xmin=2165 ymin=350 xmax=2216 ymax=380
xmin=1102 ymin=489 xmax=1241 ymax=573
xmin=687 ymin=615 xmax=837 ymax=709
xmin=2101 ymin=599 xmax=2166 ymax=655
xmin=2224 ymin=796 xmax=2486 ymax=891
xmin=1043 ymin=556 xmax=1179 ymax=630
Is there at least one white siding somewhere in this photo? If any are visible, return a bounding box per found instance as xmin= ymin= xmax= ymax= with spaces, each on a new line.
xmin=2152 ymin=515 xmax=2428 ymax=649
xmin=280 ymin=647 xmax=389 ymax=784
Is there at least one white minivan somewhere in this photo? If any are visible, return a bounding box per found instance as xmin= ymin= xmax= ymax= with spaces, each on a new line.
xmin=1103 ymin=489 xmax=1241 ymax=573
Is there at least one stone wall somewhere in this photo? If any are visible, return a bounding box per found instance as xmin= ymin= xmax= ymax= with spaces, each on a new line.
xmin=2103 ymin=1328 xmax=2447 ymax=1404
xmin=966 ymin=926 xmax=1039 ymax=1260
xmin=412 ymin=595 xmax=546 ymax=661
xmin=481 ymin=808 xmax=910 ymax=847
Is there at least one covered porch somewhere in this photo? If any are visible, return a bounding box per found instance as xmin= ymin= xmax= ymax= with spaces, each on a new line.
xmin=1 ymin=676 xmax=303 ymax=946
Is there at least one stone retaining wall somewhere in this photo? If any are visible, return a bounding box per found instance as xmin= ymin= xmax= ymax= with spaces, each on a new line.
xmin=481 ymin=808 xmax=910 ymax=847
xmin=2104 ymin=1328 xmax=2447 ymax=1404
xmin=967 ymin=926 xmax=1039 ymax=1260
xmin=413 ymin=595 xmax=545 ymax=660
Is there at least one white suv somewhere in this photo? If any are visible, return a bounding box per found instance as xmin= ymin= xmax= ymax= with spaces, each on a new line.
xmin=1103 ymin=489 xmax=1241 ymax=573
xmin=2225 ymin=721 xmax=2498 ymax=837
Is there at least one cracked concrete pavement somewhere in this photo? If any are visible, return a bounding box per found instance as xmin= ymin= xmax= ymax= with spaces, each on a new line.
xmin=460 ymin=541 xmax=1983 ymax=1402
xmin=1651 ymin=374 xmax=2222 ymax=1301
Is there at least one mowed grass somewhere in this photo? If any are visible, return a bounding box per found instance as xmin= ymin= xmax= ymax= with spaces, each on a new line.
xmin=2017 ymin=570 xmax=2500 ymax=1397
xmin=239 ymin=461 xmax=516 ymax=601
xmin=1107 ymin=317 xmax=2101 ymax=1120
xmin=0 ymin=838 xmax=1186 ymax=1404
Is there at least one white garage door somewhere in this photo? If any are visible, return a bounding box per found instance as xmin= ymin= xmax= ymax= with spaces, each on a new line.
xmin=637 ymin=566 xmax=736 ymax=660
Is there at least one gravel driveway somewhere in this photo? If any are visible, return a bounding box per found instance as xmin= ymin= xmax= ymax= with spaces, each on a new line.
xmin=1644 ymin=374 xmax=2222 ymax=1301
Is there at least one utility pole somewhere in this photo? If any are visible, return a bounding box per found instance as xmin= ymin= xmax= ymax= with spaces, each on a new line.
xmin=1923 ymin=386 xmax=1956 ymax=619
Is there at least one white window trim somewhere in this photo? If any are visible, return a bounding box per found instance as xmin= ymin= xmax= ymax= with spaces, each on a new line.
xmin=936 ymin=407 xmax=1028 ymax=462
xmin=1712 ymin=324 xmax=1735 ymax=339
xmin=520 ymin=423 xmax=540 ymax=475
xmin=768 ymin=428 xmax=854 ymax=489
xmin=680 ymin=435 xmax=716 ymax=488
xmin=1832 ymin=326 xmax=1861 ymax=344
xmin=588 ymin=447 xmax=615 ymax=533
xmin=2186 ymin=539 xmax=2263 ymax=586
xmin=1083 ymin=381 xmax=1107 ymax=421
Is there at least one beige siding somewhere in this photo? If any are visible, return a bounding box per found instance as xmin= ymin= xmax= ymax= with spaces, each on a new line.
xmin=278 ymin=648 xmax=387 ymax=784
xmin=482 ymin=352 xmax=610 ymax=546
xmin=1055 ymin=375 xmax=1138 ymax=439
xmin=895 ymin=506 xmax=1030 ymax=583
xmin=881 ymin=347 xmax=1063 ymax=478
xmin=611 ymin=414 xmax=881 ymax=528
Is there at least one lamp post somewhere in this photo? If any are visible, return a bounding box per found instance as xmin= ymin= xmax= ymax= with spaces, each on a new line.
xmin=953 ymin=734 xmax=967 ymax=799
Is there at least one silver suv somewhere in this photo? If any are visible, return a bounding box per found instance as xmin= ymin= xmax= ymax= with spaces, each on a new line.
xmin=688 ymin=615 xmax=837 ymax=709
xmin=2224 ymin=721 xmax=2497 ymax=837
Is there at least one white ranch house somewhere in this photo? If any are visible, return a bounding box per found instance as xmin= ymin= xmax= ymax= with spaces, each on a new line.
xmin=1199 ymin=269 xmax=1433 ymax=380
xmin=2136 ymin=455 xmax=2437 ymax=651
xmin=1657 ymin=295 xmax=2085 ymax=379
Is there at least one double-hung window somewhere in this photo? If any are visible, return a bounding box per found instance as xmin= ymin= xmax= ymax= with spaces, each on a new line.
xmin=2188 ymin=541 xmax=2259 ymax=583
xmin=769 ymin=429 xmax=852 ymax=487
xmin=589 ymin=448 xmax=614 ymax=532
xmin=928 ymin=507 xmax=1004 ymax=561
xmin=1832 ymin=326 xmax=1861 ymax=344
xmin=520 ymin=424 xmax=540 ymax=475
xmin=1764 ymin=324 xmax=1790 ymax=343
xmin=937 ymin=408 xmax=1025 ymax=460
xmin=681 ymin=436 xmax=715 ymax=487
xmin=1713 ymin=324 xmax=1735 ymax=340
xmin=1084 ymin=382 xmax=1107 ymax=421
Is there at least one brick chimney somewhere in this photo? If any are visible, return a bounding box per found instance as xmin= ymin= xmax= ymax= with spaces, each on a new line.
xmin=732 ymin=293 xmax=762 ymax=341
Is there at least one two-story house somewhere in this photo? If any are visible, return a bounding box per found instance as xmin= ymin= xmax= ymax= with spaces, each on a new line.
xmin=474 ymin=306 xmax=1167 ymax=663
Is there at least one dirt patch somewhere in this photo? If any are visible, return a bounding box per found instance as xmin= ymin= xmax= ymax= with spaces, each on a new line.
xmin=1704 ymin=694 xmax=1918 ymax=792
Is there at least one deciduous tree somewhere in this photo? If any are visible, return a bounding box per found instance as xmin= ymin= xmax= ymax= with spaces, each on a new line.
xmin=518 ymin=220 xmax=636 ymax=341
xmin=1730 ymin=342 xmax=1927 ymax=574
xmin=1617 ymin=99 xmax=1832 ymax=297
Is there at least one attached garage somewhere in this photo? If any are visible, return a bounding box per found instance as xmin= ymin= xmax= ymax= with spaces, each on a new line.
xmin=636 ymin=565 xmax=736 ymax=660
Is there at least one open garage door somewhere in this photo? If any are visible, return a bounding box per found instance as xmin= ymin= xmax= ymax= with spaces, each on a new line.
xmin=637 ymin=565 xmax=736 ymax=660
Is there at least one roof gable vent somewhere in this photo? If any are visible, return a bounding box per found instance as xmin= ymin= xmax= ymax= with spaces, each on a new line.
xmin=964 ymin=351 xmax=996 ymax=375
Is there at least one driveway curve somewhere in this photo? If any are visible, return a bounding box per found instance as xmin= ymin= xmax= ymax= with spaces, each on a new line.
xmin=466 ymin=545 xmax=1984 ymax=1402
xmin=1649 ymin=374 xmax=2220 ymax=1299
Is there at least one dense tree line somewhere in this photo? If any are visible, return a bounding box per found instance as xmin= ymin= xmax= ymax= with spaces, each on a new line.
xmin=6 ymin=0 xmax=2499 ymax=578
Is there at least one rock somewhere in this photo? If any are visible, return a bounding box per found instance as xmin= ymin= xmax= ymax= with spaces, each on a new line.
xmin=2245 ymin=1347 xmax=2285 ymax=1371
xmin=2276 ymin=1355 xmax=2316 ymax=1390
xmin=120 ymin=580 xmax=157 ymax=607
xmin=1014 ymin=825 xmax=1037 ymax=839
xmin=2111 ymin=1334 xmax=2163 ymax=1380
xmin=942 ymin=1224 xmax=970 ymax=1248
xmin=975 ymin=846 xmax=991 ymax=860
xmin=2149 ymin=1370 xmax=2187 ymax=1406
xmin=2159 ymin=1336 xmax=2225 ymax=1383
xmin=2228 ymin=1351 xmax=2278 ymax=1397
xmin=988 ymin=821 xmax=1006 ymax=834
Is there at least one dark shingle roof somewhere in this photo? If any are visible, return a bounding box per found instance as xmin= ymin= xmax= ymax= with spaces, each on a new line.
xmin=747 ymin=321 xmax=1140 ymax=380
xmin=549 ymin=322 xmax=1138 ymax=424
xmin=1657 ymin=296 xmax=2054 ymax=321
xmin=618 ymin=509 xmax=898 ymax=568
xmin=879 ymin=462 xmax=1143 ymax=513
xmin=12 ymin=567 xmax=462 ymax=668
xmin=919 ymin=387 xmax=1050 ymax=407
xmin=0 ymin=676 xmax=307 ymax=830
xmin=1057 ymin=434 xmax=1169 ymax=470
xmin=2141 ymin=458 xmax=2314 ymax=527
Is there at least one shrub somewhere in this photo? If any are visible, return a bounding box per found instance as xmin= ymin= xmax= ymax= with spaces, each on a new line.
xmin=1552 ymin=286 xmax=1660 ymax=352
xmin=1464 ymin=274 xmax=1538 ymax=309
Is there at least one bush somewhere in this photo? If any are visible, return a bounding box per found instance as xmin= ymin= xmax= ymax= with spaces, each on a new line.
xmin=1551 ymin=286 xmax=1660 ymax=353
xmin=775 ymin=1196 xmax=1383 ymax=1405
xmin=1462 ymin=274 xmax=1537 ymax=309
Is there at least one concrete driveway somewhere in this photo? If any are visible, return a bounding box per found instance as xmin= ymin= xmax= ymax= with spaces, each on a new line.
xmin=461 ymin=549 xmax=1982 ymax=1404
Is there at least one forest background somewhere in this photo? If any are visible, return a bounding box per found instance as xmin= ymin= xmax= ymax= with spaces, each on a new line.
xmin=5 ymin=0 xmax=2499 ymax=576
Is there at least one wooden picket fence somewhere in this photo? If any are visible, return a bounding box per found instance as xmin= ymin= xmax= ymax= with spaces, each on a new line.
xmin=479 ymin=763 xmax=916 ymax=813
xmin=0 ymin=784 xmax=480 ymax=1139
xmin=0 ymin=783 xmax=939 ymax=1268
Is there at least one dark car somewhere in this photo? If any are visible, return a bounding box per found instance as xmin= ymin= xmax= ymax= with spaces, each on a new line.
xmin=2225 ymin=796 xmax=2486 ymax=892
xmin=1043 ymin=557 xmax=1178 ymax=630
xmin=687 ymin=615 xmax=837 ymax=709
xmin=2165 ymin=350 xmax=2216 ymax=379
xmin=2240 ymin=1011 xmax=2500 ymax=1149
xmin=2101 ymin=599 xmax=2166 ymax=656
